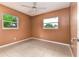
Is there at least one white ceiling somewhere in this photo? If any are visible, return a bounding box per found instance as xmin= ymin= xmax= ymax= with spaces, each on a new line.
xmin=0 ymin=2 xmax=70 ymax=16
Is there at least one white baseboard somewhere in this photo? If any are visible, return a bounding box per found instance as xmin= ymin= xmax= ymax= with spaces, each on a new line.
xmin=0 ymin=37 xmax=70 ymax=47
xmin=31 ymin=37 xmax=73 ymax=56
xmin=0 ymin=37 xmax=70 ymax=48
xmin=0 ymin=37 xmax=73 ymax=56
xmin=0 ymin=37 xmax=32 ymax=48
xmin=31 ymin=37 xmax=70 ymax=47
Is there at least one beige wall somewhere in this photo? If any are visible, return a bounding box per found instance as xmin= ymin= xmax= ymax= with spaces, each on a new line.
xmin=0 ymin=4 xmax=31 ymax=45
xmin=32 ymin=8 xmax=70 ymax=44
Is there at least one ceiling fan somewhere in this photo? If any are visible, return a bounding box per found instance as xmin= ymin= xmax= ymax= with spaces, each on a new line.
xmin=21 ymin=2 xmax=45 ymax=15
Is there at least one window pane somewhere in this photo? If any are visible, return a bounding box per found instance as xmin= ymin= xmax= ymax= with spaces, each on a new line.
xmin=2 ymin=14 xmax=18 ymax=29
xmin=43 ymin=17 xmax=58 ymax=29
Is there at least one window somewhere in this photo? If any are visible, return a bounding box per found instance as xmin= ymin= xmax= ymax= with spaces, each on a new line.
xmin=2 ymin=14 xmax=19 ymax=29
xmin=43 ymin=16 xmax=59 ymax=29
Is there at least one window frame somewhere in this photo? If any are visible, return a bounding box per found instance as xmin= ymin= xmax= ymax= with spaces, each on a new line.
xmin=43 ymin=16 xmax=59 ymax=29
xmin=2 ymin=13 xmax=19 ymax=30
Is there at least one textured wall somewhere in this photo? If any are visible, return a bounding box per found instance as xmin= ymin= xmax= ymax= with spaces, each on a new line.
xmin=32 ymin=8 xmax=70 ymax=44
xmin=0 ymin=4 xmax=31 ymax=45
